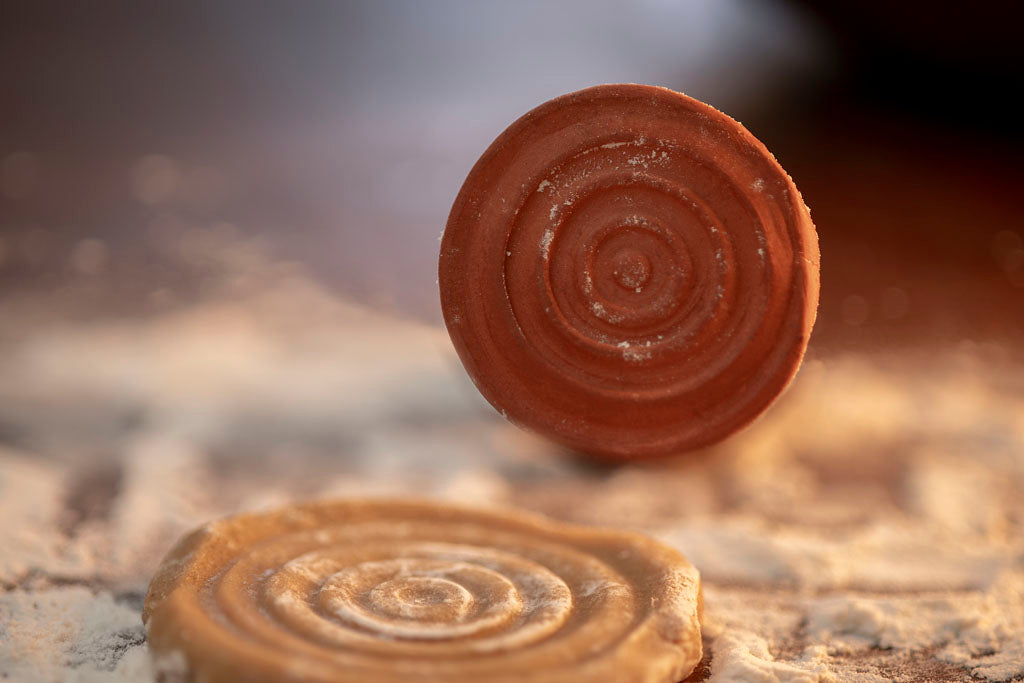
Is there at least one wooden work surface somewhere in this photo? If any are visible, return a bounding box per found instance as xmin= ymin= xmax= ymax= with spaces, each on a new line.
xmin=1 ymin=250 xmax=1022 ymax=681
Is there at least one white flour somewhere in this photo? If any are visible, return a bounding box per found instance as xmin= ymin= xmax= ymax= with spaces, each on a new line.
xmin=0 ymin=247 xmax=1021 ymax=681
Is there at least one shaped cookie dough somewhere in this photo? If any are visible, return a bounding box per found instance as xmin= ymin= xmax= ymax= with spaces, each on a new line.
xmin=144 ymin=500 xmax=703 ymax=683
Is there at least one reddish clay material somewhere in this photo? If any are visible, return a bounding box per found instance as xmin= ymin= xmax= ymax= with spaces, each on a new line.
xmin=440 ymin=84 xmax=819 ymax=459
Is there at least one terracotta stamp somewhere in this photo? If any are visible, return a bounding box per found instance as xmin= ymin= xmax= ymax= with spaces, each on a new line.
xmin=439 ymin=84 xmax=819 ymax=459
xmin=143 ymin=500 xmax=702 ymax=682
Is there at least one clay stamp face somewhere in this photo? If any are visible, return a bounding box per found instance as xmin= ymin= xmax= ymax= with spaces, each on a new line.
xmin=143 ymin=500 xmax=702 ymax=683
xmin=439 ymin=84 xmax=819 ymax=459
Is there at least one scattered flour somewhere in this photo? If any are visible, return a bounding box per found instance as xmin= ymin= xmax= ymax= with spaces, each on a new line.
xmin=617 ymin=341 xmax=652 ymax=363
xmin=539 ymin=228 xmax=554 ymax=259
xmin=0 ymin=255 xmax=1022 ymax=682
xmin=0 ymin=449 xmax=68 ymax=584
xmin=705 ymin=630 xmax=834 ymax=683
xmin=0 ymin=587 xmax=152 ymax=682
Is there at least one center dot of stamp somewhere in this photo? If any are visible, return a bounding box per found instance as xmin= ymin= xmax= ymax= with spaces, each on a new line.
xmin=612 ymin=249 xmax=651 ymax=291
xmin=370 ymin=576 xmax=473 ymax=621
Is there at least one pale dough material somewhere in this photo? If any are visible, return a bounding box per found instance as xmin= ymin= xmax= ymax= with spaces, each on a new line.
xmin=143 ymin=500 xmax=702 ymax=683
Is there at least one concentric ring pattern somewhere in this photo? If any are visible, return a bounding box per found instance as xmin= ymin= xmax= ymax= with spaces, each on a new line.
xmin=143 ymin=500 xmax=702 ymax=683
xmin=439 ymin=84 xmax=820 ymax=459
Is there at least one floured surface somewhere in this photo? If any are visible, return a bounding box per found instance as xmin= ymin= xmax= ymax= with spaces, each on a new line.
xmin=0 ymin=242 xmax=1022 ymax=682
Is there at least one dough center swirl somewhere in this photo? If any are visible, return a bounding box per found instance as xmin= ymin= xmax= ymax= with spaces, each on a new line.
xmin=321 ymin=558 xmax=527 ymax=640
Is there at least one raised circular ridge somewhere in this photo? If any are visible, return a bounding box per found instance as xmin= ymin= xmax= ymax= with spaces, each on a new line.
xmin=439 ymin=84 xmax=819 ymax=459
xmin=143 ymin=499 xmax=702 ymax=683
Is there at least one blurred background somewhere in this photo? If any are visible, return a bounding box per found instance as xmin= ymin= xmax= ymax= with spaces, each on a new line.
xmin=1 ymin=3 xmax=1023 ymax=680
xmin=2 ymin=1 xmax=1021 ymax=343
